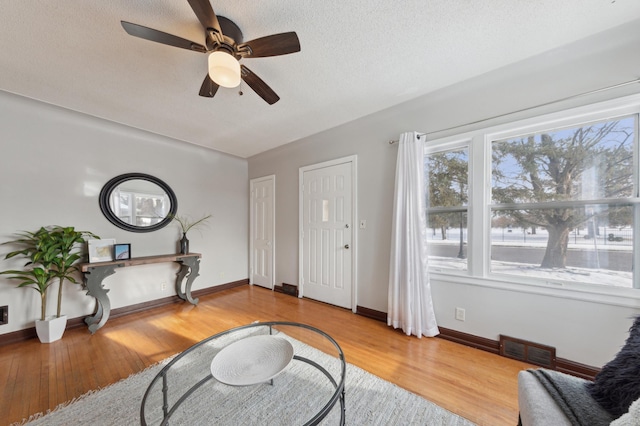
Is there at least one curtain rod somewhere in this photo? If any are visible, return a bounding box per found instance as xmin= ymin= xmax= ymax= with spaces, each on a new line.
xmin=388 ymin=77 xmax=640 ymax=145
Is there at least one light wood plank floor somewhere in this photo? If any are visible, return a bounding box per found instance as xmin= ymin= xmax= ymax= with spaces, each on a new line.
xmin=0 ymin=286 xmax=532 ymax=425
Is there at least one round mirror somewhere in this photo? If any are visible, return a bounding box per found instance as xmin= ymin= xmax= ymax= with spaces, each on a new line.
xmin=99 ymin=173 xmax=178 ymax=233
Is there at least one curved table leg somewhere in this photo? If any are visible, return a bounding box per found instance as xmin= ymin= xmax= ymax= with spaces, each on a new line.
xmin=83 ymin=265 xmax=117 ymax=334
xmin=84 ymin=298 xmax=103 ymax=326
xmin=175 ymin=256 xmax=200 ymax=305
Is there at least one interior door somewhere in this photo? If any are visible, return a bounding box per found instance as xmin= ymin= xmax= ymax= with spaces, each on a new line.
xmin=300 ymin=159 xmax=355 ymax=309
xmin=250 ymin=175 xmax=275 ymax=289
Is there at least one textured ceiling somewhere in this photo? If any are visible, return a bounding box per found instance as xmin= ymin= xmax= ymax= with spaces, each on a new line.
xmin=2 ymin=1 xmax=640 ymax=158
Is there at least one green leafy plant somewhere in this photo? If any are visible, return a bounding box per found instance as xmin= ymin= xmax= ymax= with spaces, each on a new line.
xmin=0 ymin=226 xmax=99 ymax=320
xmin=170 ymin=214 xmax=212 ymax=234
xmin=0 ymin=265 xmax=53 ymax=321
xmin=47 ymin=227 xmax=99 ymax=317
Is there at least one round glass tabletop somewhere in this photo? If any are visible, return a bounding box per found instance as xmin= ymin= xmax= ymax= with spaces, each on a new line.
xmin=140 ymin=322 xmax=346 ymax=426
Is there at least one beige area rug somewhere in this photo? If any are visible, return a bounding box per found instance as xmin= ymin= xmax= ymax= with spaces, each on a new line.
xmin=18 ymin=327 xmax=475 ymax=426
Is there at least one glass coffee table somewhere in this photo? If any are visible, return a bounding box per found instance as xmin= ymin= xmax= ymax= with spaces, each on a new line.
xmin=140 ymin=322 xmax=346 ymax=425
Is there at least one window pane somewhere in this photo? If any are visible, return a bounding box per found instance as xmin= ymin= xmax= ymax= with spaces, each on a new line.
xmin=492 ymin=116 xmax=635 ymax=204
xmin=322 ymin=199 xmax=329 ymax=222
xmin=427 ymin=211 xmax=467 ymax=271
xmin=426 ymin=148 xmax=469 ymax=208
xmin=490 ymin=206 xmax=633 ymax=288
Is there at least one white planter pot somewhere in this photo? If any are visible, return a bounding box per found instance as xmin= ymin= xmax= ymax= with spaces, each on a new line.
xmin=35 ymin=315 xmax=67 ymax=343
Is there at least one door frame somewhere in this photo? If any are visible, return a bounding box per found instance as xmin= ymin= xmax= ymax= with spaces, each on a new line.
xmin=249 ymin=174 xmax=276 ymax=289
xmin=298 ymin=155 xmax=358 ymax=312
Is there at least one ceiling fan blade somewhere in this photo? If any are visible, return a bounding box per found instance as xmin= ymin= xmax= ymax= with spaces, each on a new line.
xmin=241 ymin=65 xmax=280 ymax=105
xmin=199 ymin=74 xmax=219 ymax=98
xmin=187 ymin=0 xmax=222 ymax=34
xmin=239 ymin=32 xmax=300 ymax=58
xmin=121 ymin=21 xmax=206 ymax=52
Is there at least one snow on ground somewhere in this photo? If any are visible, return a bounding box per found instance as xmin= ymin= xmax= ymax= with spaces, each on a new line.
xmin=429 ymin=256 xmax=632 ymax=288
xmin=427 ymin=227 xmax=634 ymax=287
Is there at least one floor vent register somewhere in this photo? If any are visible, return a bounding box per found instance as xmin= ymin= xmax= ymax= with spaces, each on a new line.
xmin=499 ymin=335 xmax=556 ymax=368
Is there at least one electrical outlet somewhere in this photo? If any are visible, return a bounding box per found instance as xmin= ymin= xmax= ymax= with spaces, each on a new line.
xmin=0 ymin=305 xmax=7 ymax=325
xmin=455 ymin=307 xmax=466 ymax=321
xmin=161 ymin=282 xmax=167 ymax=291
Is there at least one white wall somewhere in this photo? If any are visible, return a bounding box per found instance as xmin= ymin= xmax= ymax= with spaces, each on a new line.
xmin=0 ymin=91 xmax=248 ymax=335
xmin=248 ymin=20 xmax=640 ymax=367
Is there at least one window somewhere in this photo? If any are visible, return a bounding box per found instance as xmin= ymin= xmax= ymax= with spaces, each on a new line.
xmin=491 ymin=116 xmax=635 ymax=287
xmin=425 ymin=96 xmax=640 ymax=294
xmin=426 ymin=146 xmax=469 ymax=271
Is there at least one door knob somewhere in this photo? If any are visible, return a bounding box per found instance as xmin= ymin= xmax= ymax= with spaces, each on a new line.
xmin=344 ymin=244 xmax=350 ymax=249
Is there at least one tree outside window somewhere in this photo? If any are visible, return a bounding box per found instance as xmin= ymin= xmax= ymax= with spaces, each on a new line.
xmin=426 ymin=148 xmax=469 ymax=270
xmin=491 ymin=116 xmax=635 ymax=286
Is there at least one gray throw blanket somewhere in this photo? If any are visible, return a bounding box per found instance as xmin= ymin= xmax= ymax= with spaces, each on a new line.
xmin=529 ymin=369 xmax=614 ymax=426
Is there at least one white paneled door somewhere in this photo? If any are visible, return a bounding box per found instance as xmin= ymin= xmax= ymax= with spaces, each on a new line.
xmin=300 ymin=158 xmax=356 ymax=310
xmin=250 ymin=175 xmax=275 ymax=289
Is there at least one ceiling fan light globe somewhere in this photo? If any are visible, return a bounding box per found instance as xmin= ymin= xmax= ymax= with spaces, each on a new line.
xmin=208 ymin=51 xmax=241 ymax=88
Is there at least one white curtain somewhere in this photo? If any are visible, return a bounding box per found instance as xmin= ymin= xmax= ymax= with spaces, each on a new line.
xmin=388 ymin=132 xmax=439 ymax=338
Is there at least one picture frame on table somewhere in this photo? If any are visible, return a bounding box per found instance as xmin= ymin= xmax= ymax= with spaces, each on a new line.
xmin=114 ymin=243 xmax=131 ymax=260
xmin=88 ymin=238 xmax=116 ymax=263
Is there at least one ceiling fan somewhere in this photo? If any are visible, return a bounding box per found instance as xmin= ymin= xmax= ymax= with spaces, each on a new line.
xmin=121 ymin=0 xmax=300 ymax=105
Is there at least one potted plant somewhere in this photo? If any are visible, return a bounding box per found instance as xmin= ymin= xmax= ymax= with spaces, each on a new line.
xmin=170 ymin=214 xmax=211 ymax=254
xmin=0 ymin=226 xmax=98 ymax=343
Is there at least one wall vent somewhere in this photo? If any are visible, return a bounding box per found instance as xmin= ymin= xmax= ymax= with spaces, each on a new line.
xmin=499 ymin=335 xmax=556 ymax=368
xmin=274 ymin=283 xmax=298 ymax=297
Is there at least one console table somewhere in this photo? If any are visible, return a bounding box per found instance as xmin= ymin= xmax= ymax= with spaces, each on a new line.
xmin=79 ymin=253 xmax=201 ymax=334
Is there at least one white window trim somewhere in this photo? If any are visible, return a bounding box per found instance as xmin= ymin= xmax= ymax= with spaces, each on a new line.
xmin=425 ymin=93 xmax=640 ymax=307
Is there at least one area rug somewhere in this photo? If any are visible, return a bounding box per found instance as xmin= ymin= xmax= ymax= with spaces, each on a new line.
xmin=18 ymin=328 xmax=474 ymax=426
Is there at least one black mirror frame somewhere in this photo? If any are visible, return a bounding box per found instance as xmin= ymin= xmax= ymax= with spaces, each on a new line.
xmin=99 ymin=173 xmax=178 ymax=233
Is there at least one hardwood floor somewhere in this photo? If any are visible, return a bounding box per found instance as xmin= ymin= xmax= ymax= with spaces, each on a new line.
xmin=0 ymin=286 xmax=532 ymax=425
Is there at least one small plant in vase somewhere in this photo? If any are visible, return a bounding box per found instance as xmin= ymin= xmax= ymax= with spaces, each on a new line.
xmin=170 ymin=214 xmax=212 ymax=254
xmin=0 ymin=226 xmax=98 ymax=343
